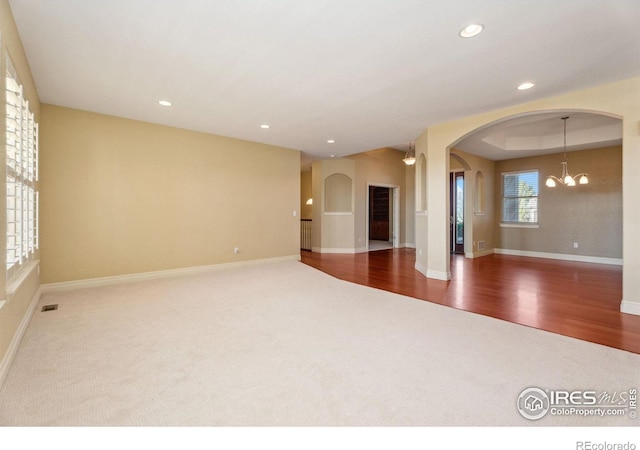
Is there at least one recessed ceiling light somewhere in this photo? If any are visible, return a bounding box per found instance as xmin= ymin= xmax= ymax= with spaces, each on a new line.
xmin=327 ymin=139 xmax=336 ymax=144
xmin=158 ymin=100 xmax=173 ymax=106
xmin=330 ymin=155 xmax=336 ymax=158
xmin=517 ymin=82 xmax=535 ymax=91
xmin=260 ymin=124 xmax=270 ymax=129
xmin=459 ymin=23 xmax=484 ymax=38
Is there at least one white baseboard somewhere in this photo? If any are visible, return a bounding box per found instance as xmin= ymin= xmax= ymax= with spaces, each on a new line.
xmin=0 ymin=286 xmax=41 ymax=389
xmin=415 ymin=262 xmax=451 ymax=281
xmin=494 ymin=248 xmax=622 ymax=266
xmin=465 ymin=249 xmax=495 ymax=259
xmin=355 ymin=246 xmax=368 ymax=254
xmin=621 ymin=300 xmax=640 ymax=316
xmin=312 ymin=247 xmax=357 ymax=254
xmin=41 ymin=255 xmax=300 ymax=293
xmin=402 ymin=243 xmax=416 ymax=249
xmin=415 ymin=262 xmax=427 ymax=277
xmin=426 ymin=270 xmax=452 ymax=281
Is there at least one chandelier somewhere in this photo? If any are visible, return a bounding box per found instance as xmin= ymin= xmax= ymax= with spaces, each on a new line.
xmin=545 ymin=116 xmax=588 ymax=187
xmin=403 ymin=141 xmax=416 ymax=165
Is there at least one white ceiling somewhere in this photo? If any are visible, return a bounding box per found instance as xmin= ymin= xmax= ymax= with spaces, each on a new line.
xmin=8 ymin=0 xmax=640 ymax=164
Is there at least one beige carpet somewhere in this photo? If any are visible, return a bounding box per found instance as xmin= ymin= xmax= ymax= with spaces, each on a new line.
xmin=0 ymin=260 xmax=638 ymax=426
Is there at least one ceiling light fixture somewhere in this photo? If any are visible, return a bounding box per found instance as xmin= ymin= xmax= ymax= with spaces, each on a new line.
xmin=327 ymin=139 xmax=336 ymax=144
xmin=158 ymin=100 xmax=173 ymax=106
xmin=403 ymin=141 xmax=416 ymax=166
xmin=517 ymin=82 xmax=535 ymax=91
xmin=545 ymin=116 xmax=588 ymax=188
xmin=459 ymin=23 xmax=484 ymax=38
xmin=260 ymin=124 xmax=270 ymax=129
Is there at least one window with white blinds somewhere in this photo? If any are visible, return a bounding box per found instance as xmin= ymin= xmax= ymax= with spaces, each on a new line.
xmin=6 ymin=57 xmax=39 ymax=280
xmin=502 ymin=170 xmax=538 ymax=224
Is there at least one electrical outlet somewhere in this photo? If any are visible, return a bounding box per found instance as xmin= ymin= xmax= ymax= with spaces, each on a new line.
xmin=234 ymin=247 xmax=240 ymax=253
xmin=573 ymin=242 xmax=579 ymax=249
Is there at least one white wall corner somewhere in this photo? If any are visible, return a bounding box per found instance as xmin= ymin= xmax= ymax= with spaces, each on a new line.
xmin=620 ymin=300 xmax=640 ymax=316
xmin=415 ymin=262 xmax=428 ymax=277
xmin=0 ymin=286 xmax=41 ymax=389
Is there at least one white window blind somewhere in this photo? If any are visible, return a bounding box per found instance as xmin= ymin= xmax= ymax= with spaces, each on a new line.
xmin=502 ymin=170 xmax=538 ymax=224
xmin=6 ymin=58 xmax=38 ymax=280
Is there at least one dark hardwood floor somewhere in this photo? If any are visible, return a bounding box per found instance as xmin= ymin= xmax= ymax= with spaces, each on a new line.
xmin=300 ymin=249 xmax=640 ymax=354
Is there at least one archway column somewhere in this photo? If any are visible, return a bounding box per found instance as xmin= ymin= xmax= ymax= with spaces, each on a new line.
xmin=425 ymin=134 xmax=451 ymax=280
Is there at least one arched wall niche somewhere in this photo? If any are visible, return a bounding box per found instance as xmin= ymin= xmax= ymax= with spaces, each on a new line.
xmin=324 ymin=173 xmax=353 ymax=213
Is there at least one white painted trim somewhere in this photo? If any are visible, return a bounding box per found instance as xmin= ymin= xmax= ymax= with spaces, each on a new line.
xmin=426 ymin=270 xmax=452 ymax=281
xmin=494 ymin=248 xmax=622 ymax=266
xmin=464 ymin=248 xmax=496 ymax=259
xmin=323 ymin=212 xmax=353 ymax=216
xmin=6 ymin=260 xmax=40 ymax=297
xmin=499 ymin=223 xmax=539 ymax=229
xmin=313 ymin=247 xmax=357 ymax=254
xmin=0 ymin=286 xmax=41 ymax=389
xmin=415 ymin=210 xmax=428 ymax=216
xmin=41 ymin=255 xmax=300 ymax=293
xmin=355 ymin=246 xmax=368 ymax=254
xmin=415 ymin=262 xmax=428 ymax=277
xmin=620 ymin=300 xmax=640 ymax=316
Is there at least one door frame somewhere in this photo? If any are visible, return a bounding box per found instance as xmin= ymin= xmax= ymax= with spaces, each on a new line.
xmin=450 ymin=171 xmax=465 ymax=254
xmin=366 ymin=183 xmax=400 ymax=250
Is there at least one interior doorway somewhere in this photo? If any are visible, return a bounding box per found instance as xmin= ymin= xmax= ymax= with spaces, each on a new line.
xmin=367 ymin=184 xmax=399 ymax=251
xmin=450 ymin=171 xmax=464 ymax=254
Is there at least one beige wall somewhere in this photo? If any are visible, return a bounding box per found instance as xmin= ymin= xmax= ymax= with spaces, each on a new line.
xmin=39 ymin=105 xmax=300 ymax=283
xmin=0 ymin=0 xmax=42 ymax=379
xmin=446 ymin=145 xmax=621 ymax=259
xmin=495 ymin=146 xmax=622 ymax=258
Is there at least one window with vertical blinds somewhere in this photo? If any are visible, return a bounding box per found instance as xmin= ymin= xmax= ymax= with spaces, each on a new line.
xmin=502 ymin=170 xmax=538 ymax=224
xmin=6 ymin=57 xmax=39 ymax=280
